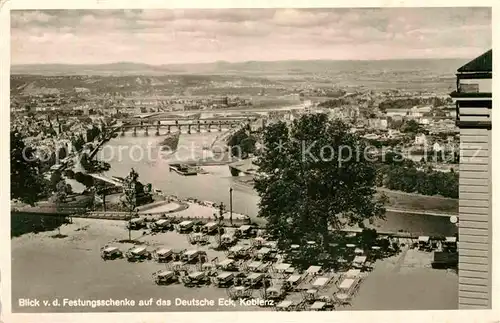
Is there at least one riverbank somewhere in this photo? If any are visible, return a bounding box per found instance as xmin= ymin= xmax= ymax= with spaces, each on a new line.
xmin=231 ymin=176 xmax=458 ymax=215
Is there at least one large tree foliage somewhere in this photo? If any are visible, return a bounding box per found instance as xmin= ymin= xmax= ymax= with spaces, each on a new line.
xmin=254 ymin=114 xmax=386 ymax=267
xmin=227 ymin=128 xmax=257 ymax=158
xmin=10 ymin=131 xmax=49 ymax=205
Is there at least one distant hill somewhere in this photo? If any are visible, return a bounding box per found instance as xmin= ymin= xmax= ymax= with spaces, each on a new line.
xmin=11 ymin=62 xmax=182 ymax=75
xmin=11 ymin=58 xmax=469 ymax=76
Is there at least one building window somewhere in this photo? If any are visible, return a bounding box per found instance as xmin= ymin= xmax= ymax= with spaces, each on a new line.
xmin=459 ymin=83 xmax=479 ymax=93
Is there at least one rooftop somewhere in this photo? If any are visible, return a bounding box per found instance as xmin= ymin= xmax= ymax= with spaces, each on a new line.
xmin=457 ymin=49 xmax=492 ymax=73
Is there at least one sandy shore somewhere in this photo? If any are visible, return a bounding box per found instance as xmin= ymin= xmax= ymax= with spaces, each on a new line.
xmin=11 ymin=218 xmax=457 ymax=313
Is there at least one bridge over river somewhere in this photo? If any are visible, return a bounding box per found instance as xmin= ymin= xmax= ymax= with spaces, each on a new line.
xmin=119 ymin=118 xmax=252 ymax=136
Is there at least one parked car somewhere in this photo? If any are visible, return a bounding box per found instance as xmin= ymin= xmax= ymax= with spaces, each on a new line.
xmin=214 ymin=272 xmax=235 ymax=288
xmin=202 ymin=222 xmax=221 ymax=235
xmin=153 ymin=248 xmax=173 ymax=263
xmin=153 ymin=270 xmax=178 ymax=285
xmin=176 ymin=220 xmax=195 ymax=233
xmin=126 ymin=246 xmax=151 ymax=262
xmin=150 ymin=219 xmax=172 ymax=232
xmin=181 ymin=250 xmax=208 ymax=264
xmin=237 ymin=225 xmax=257 ymax=238
xmin=182 ymin=271 xmax=210 ymax=287
xmin=100 ymin=246 xmax=123 ymax=260
xmin=127 ymin=218 xmax=146 ymax=230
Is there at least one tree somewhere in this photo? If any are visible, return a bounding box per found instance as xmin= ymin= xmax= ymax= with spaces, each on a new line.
xmin=80 ymin=152 xmax=90 ymax=171
xmin=57 ymin=146 xmax=68 ymax=161
xmin=54 ymin=179 xmax=69 ymax=208
xmin=64 ymin=169 xmax=75 ymax=179
xmin=81 ymin=174 xmax=95 ymax=188
xmin=95 ymin=181 xmax=110 ymax=212
xmin=10 ymin=131 xmax=49 ymax=205
xmin=401 ymin=120 xmax=421 ymax=134
xmin=50 ymin=170 xmax=63 ymax=192
xmin=74 ymin=172 xmax=94 ymax=189
xmin=54 ymin=179 xmax=71 ymax=235
xmin=72 ymin=135 xmax=85 ymax=152
xmin=74 ymin=172 xmax=85 ymax=183
xmin=228 ymin=129 xmax=256 ymax=158
xmin=254 ymin=114 xmax=386 ymax=268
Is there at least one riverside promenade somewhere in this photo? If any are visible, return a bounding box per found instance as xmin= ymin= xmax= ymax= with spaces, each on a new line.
xmin=11 ymin=199 xmax=251 ymax=226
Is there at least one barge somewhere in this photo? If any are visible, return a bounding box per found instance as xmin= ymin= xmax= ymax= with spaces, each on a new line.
xmin=169 ymin=163 xmax=198 ymax=176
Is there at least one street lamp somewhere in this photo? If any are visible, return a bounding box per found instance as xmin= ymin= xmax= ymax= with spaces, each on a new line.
xmin=450 ymin=215 xmax=459 ymax=227
xmin=229 ymin=187 xmax=233 ymax=226
xmin=215 ymin=202 xmax=225 ymax=248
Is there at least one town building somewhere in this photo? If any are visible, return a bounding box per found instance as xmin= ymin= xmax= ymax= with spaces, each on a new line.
xmin=450 ymin=49 xmax=492 ymax=309
xmin=432 ymin=142 xmax=444 ymax=152
xmin=418 ymin=117 xmax=430 ymax=125
xmin=211 ymin=96 xmax=229 ymax=106
xmin=408 ymin=106 xmax=423 ymax=118
xmin=414 ymin=133 xmax=427 ymax=146
xmin=367 ymin=117 xmax=388 ymax=130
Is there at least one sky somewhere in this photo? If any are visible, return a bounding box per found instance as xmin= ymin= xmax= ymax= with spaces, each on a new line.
xmin=11 ymin=8 xmax=492 ymax=65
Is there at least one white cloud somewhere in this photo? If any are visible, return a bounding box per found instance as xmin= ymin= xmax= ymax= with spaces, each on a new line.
xmin=272 ymin=9 xmax=332 ymax=27
xmin=139 ymin=10 xmax=176 ymax=21
xmin=10 ymin=8 xmax=492 ymax=65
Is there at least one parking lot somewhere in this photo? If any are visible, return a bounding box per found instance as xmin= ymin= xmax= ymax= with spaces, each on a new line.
xmin=11 ymin=217 xmax=457 ymax=312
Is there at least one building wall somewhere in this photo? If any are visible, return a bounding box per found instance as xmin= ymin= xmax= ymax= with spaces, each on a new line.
xmin=459 ymin=79 xmax=492 ymax=93
xmin=457 ymin=102 xmax=491 ymax=123
xmin=458 ymin=124 xmax=492 ymax=309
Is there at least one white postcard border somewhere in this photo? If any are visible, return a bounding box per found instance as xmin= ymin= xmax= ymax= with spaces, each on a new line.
xmin=1 ymin=1 xmax=499 ymax=323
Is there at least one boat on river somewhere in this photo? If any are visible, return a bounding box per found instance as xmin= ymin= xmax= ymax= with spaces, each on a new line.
xmin=169 ymin=163 xmax=198 ymax=176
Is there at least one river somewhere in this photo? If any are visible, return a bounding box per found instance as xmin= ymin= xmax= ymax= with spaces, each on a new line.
xmin=96 ymin=130 xmax=457 ymax=237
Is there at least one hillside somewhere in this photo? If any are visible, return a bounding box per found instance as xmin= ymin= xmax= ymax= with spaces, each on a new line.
xmin=12 ymin=58 xmax=468 ymax=77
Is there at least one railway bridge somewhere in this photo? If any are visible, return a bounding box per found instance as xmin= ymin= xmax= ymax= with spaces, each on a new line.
xmin=119 ymin=117 xmax=254 ymax=136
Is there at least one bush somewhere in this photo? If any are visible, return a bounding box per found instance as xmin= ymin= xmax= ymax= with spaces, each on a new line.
xmin=379 ymin=163 xmax=458 ymax=198
xmin=64 ymin=169 xmax=75 ymax=179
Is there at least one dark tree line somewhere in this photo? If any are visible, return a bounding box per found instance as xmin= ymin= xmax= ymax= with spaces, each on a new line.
xmin=11 ymin=131 xmax=50 ymax=205
xmin=401 ymin=119 xmax=427 ymax=134
xmin=227 ymin=127 xmax=257 ymax=158
xmin=317 ymin=98 xmax=347 ymax=109
xmin=378 ymin=97 xmax=453 ymax=112
xmin=376 ymin=152 xmax=458 ymax=198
